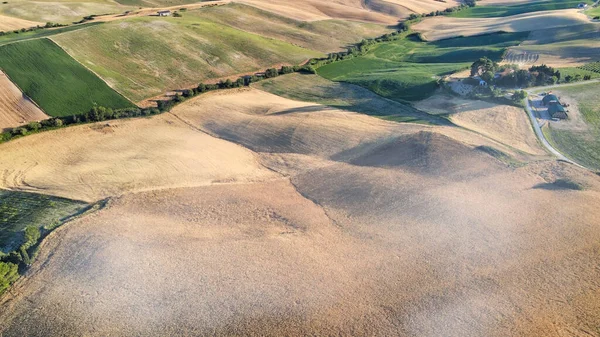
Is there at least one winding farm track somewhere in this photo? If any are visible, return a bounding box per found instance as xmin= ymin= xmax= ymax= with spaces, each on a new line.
xmin=523 ymin=78 xmax=600 ymax=170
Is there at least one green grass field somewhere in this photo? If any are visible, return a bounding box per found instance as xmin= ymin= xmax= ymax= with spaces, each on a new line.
xmin=317 ymin=32 xmax=527 ymax=102
xmin=0 ymin=190 xmax=87 ymax=254
xmin=0 ymin=22 xmax=102 ymax=47
xmin=0 ymin=38 xmax=134 ymax=116
xmin=450 ymin=0 xmax=594 ymax=18
xmin=586 ymin=6 xmax=600 ymax=17
xmin=254 ymin=73 xmax=450 ymax=125
xmin=559 ymin=66 xmax=600 ymax=80
xmin=543 ymin=82 xmax=600 ymax=171
xmin=53 ymin=13 xmax=324 ymax=101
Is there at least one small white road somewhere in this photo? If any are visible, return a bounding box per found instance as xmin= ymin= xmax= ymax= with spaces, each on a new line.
xmin=523 ymin=96 xmax=571 ymax=162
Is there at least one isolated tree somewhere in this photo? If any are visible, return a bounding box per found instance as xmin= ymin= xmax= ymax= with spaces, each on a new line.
xmin=512 ymin=90 xmax=527 ymax=101
xmin=470 ymin=57 xmax=497 ymax=77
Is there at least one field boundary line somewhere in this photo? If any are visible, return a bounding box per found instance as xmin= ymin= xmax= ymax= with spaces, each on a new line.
xmin=48 ymin=37 xmax=137 ymax=107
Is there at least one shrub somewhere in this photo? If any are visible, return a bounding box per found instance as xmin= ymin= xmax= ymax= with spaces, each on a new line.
xmin=11 ymin=127 xmax=27 ymax=136
xmin=26 ymin=121 xmax=41 ymax=131
xmin=265 ymin=68 xmax=279 ymax=78
xmin=0 ymin=262 xmax=19 ymax=295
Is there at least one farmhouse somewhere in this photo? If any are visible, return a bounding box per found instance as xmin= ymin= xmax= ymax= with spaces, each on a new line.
xmin=548 ymin=102 xmax=568 ymax=119
xmin=542 ymin=94 xmax=559 ymax=106
xmin=157 ymin=10 xmax=171 ymax=16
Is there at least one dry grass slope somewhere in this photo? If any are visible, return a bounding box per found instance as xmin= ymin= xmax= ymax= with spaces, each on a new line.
xmin=1 ymin=89 xmax=600 ymax=336
xmin=0 ymin=15 xmax=41 ymax=31
xmin=0 ymin=113 xmax=275 ymax=202
xmin=413 ymin=9 xmax=591 ymax=40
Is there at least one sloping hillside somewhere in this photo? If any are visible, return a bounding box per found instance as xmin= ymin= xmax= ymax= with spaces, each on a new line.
xmin=413 ymin=9 xmax=591 ymax=40
xmin=2 ymin=88 xmax=600 ymax=336
xmin=0 ymin=15 xmax=41 ymax=31
xmin=240 ymin=0 xmax=460 ymax=23
xmin=52 ymin=14 xmax=323 ymax=102
xmin=0 ymin=71 xmax=47 ymax=131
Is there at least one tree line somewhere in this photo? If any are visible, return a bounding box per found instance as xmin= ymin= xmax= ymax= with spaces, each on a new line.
xmin=0 ymin=225 xmax=41 ymax=296
xmin=0 ymin=22 xmax=65 ymax=37
xmin=471 ymin=57 xmax=593 ymax=88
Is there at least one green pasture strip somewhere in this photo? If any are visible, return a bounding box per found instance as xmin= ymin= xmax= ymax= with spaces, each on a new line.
xmin=0 ymin=190 xmax=87 ymax=254
xmin=544 ymin=81 xmax=600 ymax=171
xmin=254 ymin=73 xmax=451 ymax=125
xmin=0 ymin=38 xmax=135 ymax=117
xmin=0 ymin=22 xmax=101 ymax=47
xmin=316 ymin=32 xmax=526 ymax=102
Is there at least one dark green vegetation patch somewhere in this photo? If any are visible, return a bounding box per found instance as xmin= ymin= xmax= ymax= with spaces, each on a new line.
xmin=0 ymin=38 xmax=134 ymax=117
xmin=317 ymin=32 xmax=527 ymax=102
xmin=0 ymin=190 xmax=87 ymax=254
xmin=255 ymin=73 xmax=450 ymax=125
xmin=450 ymin=0 xmax=594 ymax=18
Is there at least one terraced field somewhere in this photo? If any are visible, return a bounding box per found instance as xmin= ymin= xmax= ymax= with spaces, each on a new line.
xmin=316 ymin=32 xmax=526 ymax=102
xmin=52 ymin=13 xmax=324 ymax=101
xmin=0 ymin=38 xmax=134 ymax=117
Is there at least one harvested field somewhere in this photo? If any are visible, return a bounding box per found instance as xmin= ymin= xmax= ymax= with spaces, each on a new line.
xmin=0 ymin=113 xmax=276 ymax=202
xmin=0 ymin=15 xmax=41 ymax=31
xmin=0 ymin=71 xmax=47 ymax=131
xmin=188 ymin=3 xmax=393 ymax=53
xmin=2 ymin=88 xmax=600 ymax=336
xmin=171 ymin=88 xmax=527 ymax=161
xmin=0 ymin=0 xmax=131 ymax=24
xmin=239 ymin=0 xmax=459 ymax=24
xmin=413 ymin=9 xmax=591 ymax=41
xmin=415 ymin=94 xmax=546 ymax=156
xmin=507 ymin=23 xmax=600 ymax=66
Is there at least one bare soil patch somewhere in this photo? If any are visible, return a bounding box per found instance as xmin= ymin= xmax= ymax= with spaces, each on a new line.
xmin=2 ymin=88 xmax=600 ymax=336
xmin=0 ymin=15 xmax=41 ymax=31
xmin=0 ymin=113 xmax=275 ymax=202
xmin=0 ymin=71 xmax=47 ymax=131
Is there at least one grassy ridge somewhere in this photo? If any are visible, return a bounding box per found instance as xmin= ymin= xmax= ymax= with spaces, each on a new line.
xmin=0 ymin=22 xmax=102 ymax=47
xmin=450 ymin=0 xmax=594 ymax=18
xmin=317 ymin=32 xmax=527 ymax=102
xmin=0 ymin=190 xmax=86 ymax=254
xmin=254 ymin=73 xmax=450 ymax=125
xmin=53 ymin=14 xmax=323 ymax=101
xmin=189 ymin=3 xmax=392 ymax=53
xmin=544 ymin=82 xmax=600 ymax=171
xmin=0 ymin=38 xmax=134 ymax=116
